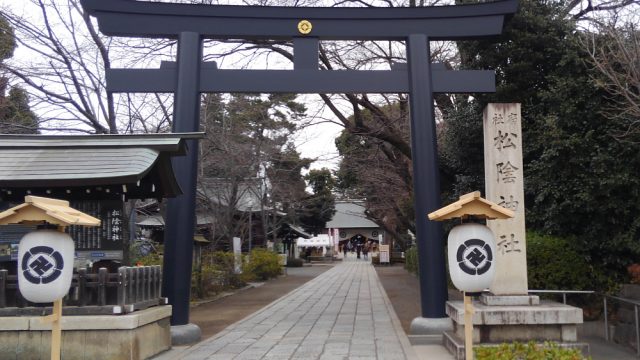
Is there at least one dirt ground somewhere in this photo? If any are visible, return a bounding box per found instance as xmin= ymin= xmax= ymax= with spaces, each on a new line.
xmin=374 ymin=264 xmax=423 ymax=333
xmin=375 ymin=264 xmax=463 ymax=333
xmin=190 ymin=264 xmax=332 ymax=340
xmin=189 ymin=262 xmax=459 ymax=341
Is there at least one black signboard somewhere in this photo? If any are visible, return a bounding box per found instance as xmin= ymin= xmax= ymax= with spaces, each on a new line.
xmin=0 ymin=224 xmax=37 ymax=262
xmin=68 ymin=200 xmax=126 ymax=251
xmin=0 ymin=200 xmax=126 ymax=263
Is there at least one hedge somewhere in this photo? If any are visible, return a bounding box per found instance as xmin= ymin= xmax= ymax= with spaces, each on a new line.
xmin=475 ymin=341 xmax=588 ymax=360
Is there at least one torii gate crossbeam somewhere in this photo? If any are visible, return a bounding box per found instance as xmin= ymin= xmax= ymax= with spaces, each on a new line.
xmin=82 ymin=0 xmax=517 ymax=338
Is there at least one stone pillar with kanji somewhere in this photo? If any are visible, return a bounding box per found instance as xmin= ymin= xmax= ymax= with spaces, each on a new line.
xmin=444 ymin=104 xmax=586 ymax=357
xmin=483 ymin=103 xmax=528 ymax=296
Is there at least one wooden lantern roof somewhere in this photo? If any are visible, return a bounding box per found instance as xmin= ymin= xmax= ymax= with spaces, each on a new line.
xmin=428 ymin=191 xmax=514 ymax=221
xmin=0 ymin=196 xmax=101 ymax=227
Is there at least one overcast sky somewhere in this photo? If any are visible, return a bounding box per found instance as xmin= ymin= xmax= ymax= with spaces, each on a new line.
xmin=0 ymin=0 xmax=345 ymax=172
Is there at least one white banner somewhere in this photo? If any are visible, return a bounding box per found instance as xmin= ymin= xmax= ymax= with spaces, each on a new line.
xmin=379 ymin=244 xmax=390 ymax=263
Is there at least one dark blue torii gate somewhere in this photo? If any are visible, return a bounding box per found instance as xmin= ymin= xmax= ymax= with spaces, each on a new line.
xmin=82 ymin=0 xmax=517 ymax=330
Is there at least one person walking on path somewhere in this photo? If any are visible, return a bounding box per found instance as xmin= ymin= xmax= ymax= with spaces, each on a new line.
xmin=342 ymin=243 xmax=348 ymax=259
xmin=363 ymin=242 xmax=369 ymax=260
xmin=356 ymin=243 xmax=362 ymax=259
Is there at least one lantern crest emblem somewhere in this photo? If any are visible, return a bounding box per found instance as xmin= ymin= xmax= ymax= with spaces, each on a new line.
xmin=457 ymin=238 xmax=492 ymax=276
xmin=21 ymin=245 xmax=64 ymax=284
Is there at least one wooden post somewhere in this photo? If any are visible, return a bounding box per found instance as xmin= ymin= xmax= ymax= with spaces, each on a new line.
xmin=98 ymin=268 xmax=107 ymax=306
xmin=40 ymin=298 xmax=63 ymax=360
xmin=51 ymin=226 xmax=66 ymax=360
xmin=0 ymin=269 xmax=6 ymax=308
xmin=117 ymin=267 xmax=126 ymax=307
xmin=464 ymin=293 xmax=474 ymax=360
xmin=78 ymin=268 xmax=87 ymax=307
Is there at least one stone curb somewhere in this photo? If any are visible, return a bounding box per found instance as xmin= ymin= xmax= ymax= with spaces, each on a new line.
xmin=372 ymin=265 xmax=420 ymax=360
xmin=190 ymin=282 xmax=263 ymax=309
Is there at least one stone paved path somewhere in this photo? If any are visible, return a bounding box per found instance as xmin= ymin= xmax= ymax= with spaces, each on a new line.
xmin=175 ymin=261 xmax=417 ymax=360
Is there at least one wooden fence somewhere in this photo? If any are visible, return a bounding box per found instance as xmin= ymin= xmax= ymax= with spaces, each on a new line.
xmin=0 ymin=265 xmax=166 ymax=316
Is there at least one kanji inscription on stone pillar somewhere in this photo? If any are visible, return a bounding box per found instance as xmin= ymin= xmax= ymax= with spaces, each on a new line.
xmin=483 ymin=103 xmax=528 ymax=295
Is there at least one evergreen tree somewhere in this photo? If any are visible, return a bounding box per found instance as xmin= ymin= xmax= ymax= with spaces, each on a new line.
xmin=438 ymin=100 xmax=486 ymax=202
xmin=0 ymin=14 xmax=14 ymax=61
xmin=298 ymin=168 xmax=336 ymax=235
xmin=0 ymin=86 xmax=38 ymax=134
xmin=0 ymin=15 xmax=38 ymax=134
xmin=447 ymin=0 xmax=640 ymax=274
xmin=269 ymin=144 xmax=312 ymax=223
xmin=198 ymin=93 xmax=309 ymax=247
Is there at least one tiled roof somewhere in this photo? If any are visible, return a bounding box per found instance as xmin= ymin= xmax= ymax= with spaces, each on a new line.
xmin=326 ymin=201 xmax=379 ymax=229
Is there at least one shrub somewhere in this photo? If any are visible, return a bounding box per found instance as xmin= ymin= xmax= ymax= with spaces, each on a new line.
xmin=404 ymin=246 xmax=419 ymax=276
xmin=242 ymin=248 xmax=282 ymax=281
xmin=628 ymin=264 xmax=640 ymax=284
xmin=192 ymin=264 xmax=225 ymax=299
xmin=192 ymin=251 xmax=246 ymax=299
xmin=133 ymin=245 xmax=163 ymax=266
xmin=527 ymin=231 xmax=609 ymax=292
xmin=527 ymin=231 xmax=616 ymax=319
xmin=475 ymin=341 xmax=588 ymax=360
xmin=286 ymin=258 xmax=304 ymax=267
xmin=391 ymin=255 xmax=406 ymax=264
xmin=204 ymin=251 xmax=245 ymax=288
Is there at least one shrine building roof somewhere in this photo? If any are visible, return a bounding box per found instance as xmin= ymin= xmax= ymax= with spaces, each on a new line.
xmin=0 ymin=133 xmax=203 ymax=201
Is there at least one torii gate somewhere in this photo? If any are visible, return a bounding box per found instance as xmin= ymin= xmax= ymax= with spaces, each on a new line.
xmin=82 ymin=0 xmax=517 ymax=336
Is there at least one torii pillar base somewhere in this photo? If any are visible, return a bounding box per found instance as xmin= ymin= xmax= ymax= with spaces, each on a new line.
xmin=409 ymin=317 xmax=453 ymax=344
xmin=170 ymin=323 xmax=201 ymax=346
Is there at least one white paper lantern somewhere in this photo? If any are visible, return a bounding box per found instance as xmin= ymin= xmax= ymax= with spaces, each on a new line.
xmin=447 ymin=223 xmax=496 ymax=293
xmin=18 ymin=230 xmax=75 ymax=303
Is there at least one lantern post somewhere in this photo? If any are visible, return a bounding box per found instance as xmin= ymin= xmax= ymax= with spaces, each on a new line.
xmin=428 ymin=191 xmax=514 ymax=360
xmin=0 ymin=196 xmax=100 ymax=360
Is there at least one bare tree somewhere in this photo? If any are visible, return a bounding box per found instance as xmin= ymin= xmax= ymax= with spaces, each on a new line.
xmin=584 ymin=18 xmax=640 ymax=140
xmin=333 ymin=102 xmax=415 ymax=247
xmin=565 ymin=0 xmax=640 ymax=20
xmin=0 ymin=0 xmax=173 ymax=134
xmin=197 ymin=0 xmax=458 ymax=245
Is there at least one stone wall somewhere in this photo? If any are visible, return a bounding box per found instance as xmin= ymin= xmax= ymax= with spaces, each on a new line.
xmin=613 ymin=284 xmax=640 ymax=350
xmin=0 ymin=306 xmax=171 ymax=360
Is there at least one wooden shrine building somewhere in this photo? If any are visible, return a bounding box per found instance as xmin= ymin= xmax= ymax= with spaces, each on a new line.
xmin=0 ymin=133 xmax=201 ymax=267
